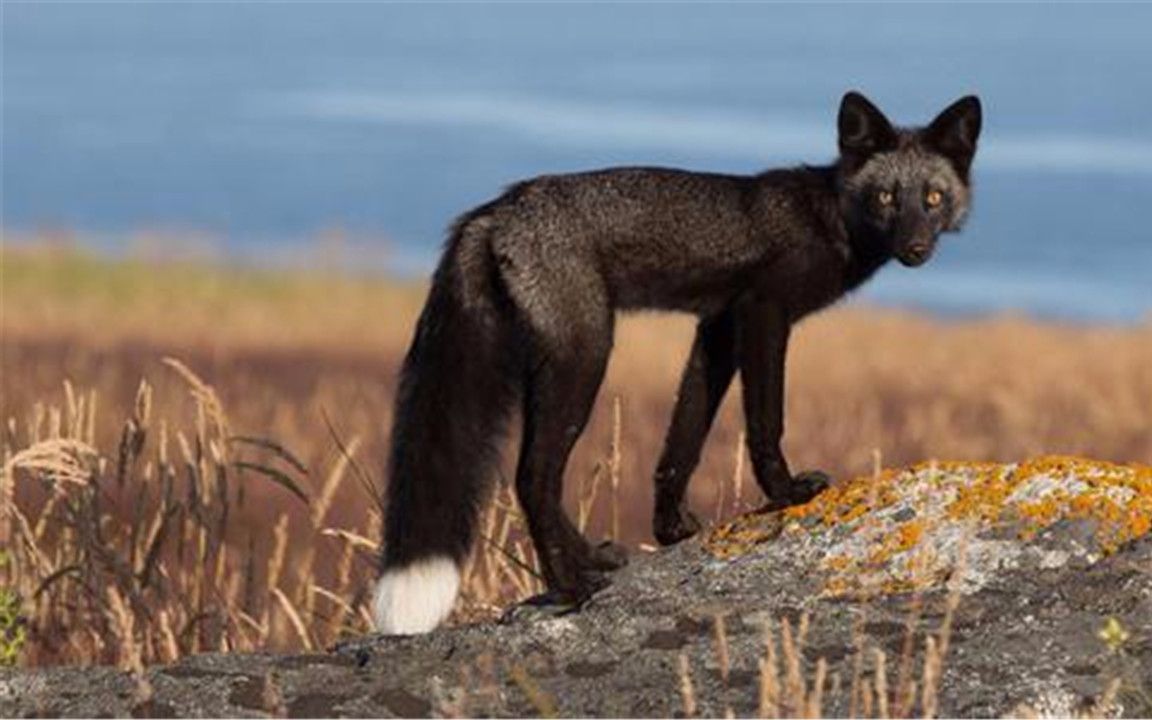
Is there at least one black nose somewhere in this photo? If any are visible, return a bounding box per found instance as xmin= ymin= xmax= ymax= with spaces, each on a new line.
xmin=906 ymin=243 xmax=929 ymax=260
xmin=898 ymin=241 xmax=933 ymax=268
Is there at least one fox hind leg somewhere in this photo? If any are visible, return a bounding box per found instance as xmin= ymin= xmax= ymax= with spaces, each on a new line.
xmin=514 ymin=309 xmax=624 ymax=606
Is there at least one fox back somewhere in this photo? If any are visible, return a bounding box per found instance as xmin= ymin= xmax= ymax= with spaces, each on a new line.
xmin=453 ymin=91 xmax=979 ymax=329
xmin=374 ymin=91 xmax=982 ymax=635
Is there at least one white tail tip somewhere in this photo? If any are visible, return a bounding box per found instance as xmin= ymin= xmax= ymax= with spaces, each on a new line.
xmin=372 ymin=556 xmax=461 ymax=635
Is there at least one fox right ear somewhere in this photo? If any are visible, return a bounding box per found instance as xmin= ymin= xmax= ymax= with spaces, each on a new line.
xmin=838 ymin=91 xmax=898 ymax=168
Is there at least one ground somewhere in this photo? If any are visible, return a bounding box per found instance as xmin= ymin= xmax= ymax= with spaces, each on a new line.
xmin=3 ymin=458 xmax=1151 ymax=718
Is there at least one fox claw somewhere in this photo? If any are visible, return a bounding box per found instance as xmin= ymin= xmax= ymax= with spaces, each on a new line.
xmin=654 ymin=506 xmax=702 ymax=546
xmin=761 ymin=470 xmax=831 ymax=511
xmin=500 ymin=591 xmax=581 ymax=623
xmin=588 ymin=540 xmax=629 ymax=570
xmin=500 ymin=577 xmax=607 ymax=624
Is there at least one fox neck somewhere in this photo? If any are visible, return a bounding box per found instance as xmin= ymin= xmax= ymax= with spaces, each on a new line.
xmin=828 ymin=173 xmax=894 ymax=291
xmin=843 ymin=217 xmax=893 ymax=290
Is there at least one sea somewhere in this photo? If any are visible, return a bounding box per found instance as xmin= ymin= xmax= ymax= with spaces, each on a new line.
xmin=4 ymin=2 xmax=1151 ymax=322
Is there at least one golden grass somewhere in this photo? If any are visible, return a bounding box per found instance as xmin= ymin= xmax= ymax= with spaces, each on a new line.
xmin=2 ymin=241 xmax=1151 ymax=677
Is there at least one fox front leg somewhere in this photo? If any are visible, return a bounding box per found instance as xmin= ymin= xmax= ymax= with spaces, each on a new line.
xmin=652 ymin=311 xmax=738 ymax=545
xmin=737 ymin=299 xmax=830 ymax=510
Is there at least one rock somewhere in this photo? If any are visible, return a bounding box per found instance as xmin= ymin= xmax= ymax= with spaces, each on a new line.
xmin=3 ymin=457 xmax=1151 ymax=718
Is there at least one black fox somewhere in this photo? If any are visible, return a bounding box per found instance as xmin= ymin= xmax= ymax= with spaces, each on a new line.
xmin=374 ymin=91 xmax=982 ymax=634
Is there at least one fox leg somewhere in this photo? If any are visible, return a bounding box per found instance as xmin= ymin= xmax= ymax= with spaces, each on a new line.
xmin=652 ymin=310 xmax=738 ymax=545
xmin=513 ymin=312 xmax=621 ymax=605
xmin=737 ymin=299 xmax=830 ymax=510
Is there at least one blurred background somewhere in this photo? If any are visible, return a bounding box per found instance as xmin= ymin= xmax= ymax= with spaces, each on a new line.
xmin=5 ymin=2 xmax=1151 ymax=321
xmin=3 ymin=3 xmax=1152 ymax=667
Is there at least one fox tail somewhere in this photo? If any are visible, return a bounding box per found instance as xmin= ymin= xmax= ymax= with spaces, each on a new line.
xmin=372 ymin=217 xmax=519 ymax=634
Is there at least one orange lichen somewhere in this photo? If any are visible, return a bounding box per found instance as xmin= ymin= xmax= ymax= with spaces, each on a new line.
xmin=895 ymin=520 xmax=924 ymax=551
xmin=782 ymin=467 xmax=903 ymax=526
xmin=705 ymin=455 xmax=1152 ymax=598
xmin=822 ymin=555 xmax=853 ymax=572
xmin=703 ymin=511 xmax=785 ymax=559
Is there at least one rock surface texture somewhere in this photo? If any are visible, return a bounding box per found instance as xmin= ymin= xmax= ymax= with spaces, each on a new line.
xmin=3 ymin=456 xmax=1152 ymax=718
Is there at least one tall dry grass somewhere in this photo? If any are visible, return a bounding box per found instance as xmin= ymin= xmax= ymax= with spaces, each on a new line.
xmin=676 ymin=538 xmax=969 ymax=718
xmin=2 ymin=242 xmax=1151 ymax=674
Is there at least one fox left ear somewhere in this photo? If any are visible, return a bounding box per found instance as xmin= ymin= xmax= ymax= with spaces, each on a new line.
xmin=924 ymin=95 xmax=982 ymax=179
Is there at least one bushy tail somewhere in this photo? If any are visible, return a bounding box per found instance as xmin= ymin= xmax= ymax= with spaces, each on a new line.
xmin=373 ymin=224 xmax=519 ymax=635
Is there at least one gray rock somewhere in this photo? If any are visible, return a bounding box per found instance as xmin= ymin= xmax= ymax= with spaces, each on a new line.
xmin=4 ymin=461 xmax=1152 ymax=718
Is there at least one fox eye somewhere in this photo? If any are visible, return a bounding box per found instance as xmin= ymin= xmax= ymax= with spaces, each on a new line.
xmin=925 ymin=189 xmax=944 ymax=208
xmin=877 ymin=190 xmax=894 ymax=207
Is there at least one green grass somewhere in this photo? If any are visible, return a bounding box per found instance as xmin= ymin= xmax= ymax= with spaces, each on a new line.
xmin=0 ymin=552 xmax=26 ymax=667
xmin=0 ymin=242 xmax=427 ymax=352
xmin=1 ymin=243 xmax=406 ymax=307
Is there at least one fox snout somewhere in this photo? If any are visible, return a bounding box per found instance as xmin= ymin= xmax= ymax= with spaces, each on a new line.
xmin=896 ymin=238 xmax=934 ymax=267
xmin=894 ymin=222 xmax=938 ymax=267
xmin=889 ymin=207 xmax=941 ymax=267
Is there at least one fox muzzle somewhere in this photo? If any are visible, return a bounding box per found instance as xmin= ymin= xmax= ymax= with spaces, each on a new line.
xmin=897 ymin=240 xmax=934 ymax=267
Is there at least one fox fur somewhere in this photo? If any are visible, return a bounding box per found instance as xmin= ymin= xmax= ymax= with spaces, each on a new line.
xmin=373 ymin=91 xmax=982 ymax=634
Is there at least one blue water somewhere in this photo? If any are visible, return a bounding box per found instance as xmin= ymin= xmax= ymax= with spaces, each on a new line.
xmin=4 ymin=3 xmax=1151 ymax=322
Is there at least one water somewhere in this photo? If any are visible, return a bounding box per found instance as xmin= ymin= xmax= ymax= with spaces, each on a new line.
xmin=5 ymin=3 xmax=1151 ymax=322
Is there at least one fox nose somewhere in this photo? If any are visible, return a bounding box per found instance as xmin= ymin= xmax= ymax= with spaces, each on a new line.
xmin=906 ymin=242 xmax=930 ymax=261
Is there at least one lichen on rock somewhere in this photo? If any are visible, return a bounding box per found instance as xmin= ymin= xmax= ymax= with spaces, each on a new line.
xmin=706 ymin=456 xmax=1152 ymax=598
xmin=3 ymin=455 xmax=1151 ymax=718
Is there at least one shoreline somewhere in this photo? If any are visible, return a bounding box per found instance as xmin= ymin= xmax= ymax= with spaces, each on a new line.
xmin=3 ymin=239 xmax=1149 ymax=330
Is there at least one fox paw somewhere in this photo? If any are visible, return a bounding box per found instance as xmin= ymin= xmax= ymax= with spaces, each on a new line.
xmin=654 ymin=506 xmax=702 ymax=546
xmin=761 ymin=470 xmax=831 ymax=511
xmin=586 ymin=540 xmax=629 ymax=570
xmin=500 ymin=577 xmax=607 ymax=625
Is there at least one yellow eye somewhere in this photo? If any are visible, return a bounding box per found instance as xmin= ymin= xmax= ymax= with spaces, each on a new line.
xmin=925 ymin=189 xmax=944 ymax=207
xmin=877 ymin=190 xmax=894 ymax=206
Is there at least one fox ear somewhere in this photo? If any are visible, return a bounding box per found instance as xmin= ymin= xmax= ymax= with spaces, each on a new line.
xmin=924 ymin=95 xmax=982 ymax=179
xmin=838 ymin=91 xmax=898 ymax=168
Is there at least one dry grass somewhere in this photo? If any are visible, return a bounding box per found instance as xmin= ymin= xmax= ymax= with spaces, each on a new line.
xmin=2 ymin=241 xmax=1151 ymax=678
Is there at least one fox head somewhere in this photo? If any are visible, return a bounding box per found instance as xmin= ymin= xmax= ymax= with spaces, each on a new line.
xmin=837 ymin=91 xmax=982 ymax=267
